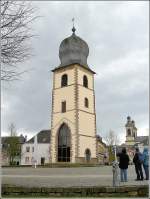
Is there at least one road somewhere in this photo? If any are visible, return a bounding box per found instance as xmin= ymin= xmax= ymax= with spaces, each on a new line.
xmin=2 ymin=165 xmax=148 ymax=187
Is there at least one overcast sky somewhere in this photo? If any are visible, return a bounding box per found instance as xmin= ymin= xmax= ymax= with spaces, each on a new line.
xmin=2 ymin=1 xmax=149 ymax=144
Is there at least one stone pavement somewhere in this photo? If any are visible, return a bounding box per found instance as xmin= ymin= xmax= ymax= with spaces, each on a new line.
xmin=2 ymin=165 xmax=148 ymax=188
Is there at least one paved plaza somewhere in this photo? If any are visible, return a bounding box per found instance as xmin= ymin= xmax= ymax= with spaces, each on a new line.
xmin=2 ymin=165 xmax=148 ymax=188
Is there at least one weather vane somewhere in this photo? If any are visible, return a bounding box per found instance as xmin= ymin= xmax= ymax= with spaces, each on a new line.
xmin=72 ymin=18 xmax=76 ymax=34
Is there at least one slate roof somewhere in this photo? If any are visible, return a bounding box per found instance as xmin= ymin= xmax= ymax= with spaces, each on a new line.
xmin=96 ymin=135 xmax=107 ymax=147
xmin=52 ymin=63 xmax=96 ymax=74
xmin=135 ymin=136 xmax=149 ymax=145
xmin=2 ymin=135 xmax=26 ymax=144
xmin=2 ymin=135 xmax=26 ymax=150
xmin=27 ymin=130 xmax=50 ymax=144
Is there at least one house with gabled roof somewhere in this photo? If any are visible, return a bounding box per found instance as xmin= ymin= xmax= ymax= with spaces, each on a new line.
xmin=21 ymin=130 xmax=50 ymax=165
xmin=2 ymin=134 xmax=26 ymax=166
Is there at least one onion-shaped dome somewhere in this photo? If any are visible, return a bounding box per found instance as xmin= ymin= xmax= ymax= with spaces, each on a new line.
xmin=59 ymin=27 xmax=89 ymax=67
xmin=127 ymin=116 xmax=131 ymax=121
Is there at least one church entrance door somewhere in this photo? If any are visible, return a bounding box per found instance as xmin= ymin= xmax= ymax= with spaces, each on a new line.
xmin=58 ymin=124 xmax=70 ymax=162
xmin=85 ymin=149 xmax=91 ymax=162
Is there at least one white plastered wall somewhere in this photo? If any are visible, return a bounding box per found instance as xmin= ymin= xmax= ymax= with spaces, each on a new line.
xmin=77 ymin=66 xmax=97 ymax=159
xmin=79 ymin=135 xmax=97 ymax=158
xmin=51 ymin=66 xmax=77 ymax=163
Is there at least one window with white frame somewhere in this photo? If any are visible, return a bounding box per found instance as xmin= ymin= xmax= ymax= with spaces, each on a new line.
xmin=26 ymin=146 xmax=30 ymax=152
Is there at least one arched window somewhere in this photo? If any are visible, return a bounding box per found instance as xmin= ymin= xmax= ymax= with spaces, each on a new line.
xmin=85 ymin=148 xmax=91 ymax=162
xmin=58 ymin=124 xmax=70 ymax=162
xmin=61 ymin=74 xmax=68 ymax=87
xmin=127 ymin=129 xmax=131 ymax=136
xmin=84 ymin=98 xmax=89 ymax=108
xmin=83 ymin=75 xmax=88 ymax=88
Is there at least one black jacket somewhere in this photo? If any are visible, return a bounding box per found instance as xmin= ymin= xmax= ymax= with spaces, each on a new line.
xmin=133 ymin=152 xmax=141 ymax=166
xmin=117 ymin=152 xmax=129 ymax=169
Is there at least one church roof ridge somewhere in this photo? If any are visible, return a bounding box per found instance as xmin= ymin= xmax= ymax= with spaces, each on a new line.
xmin=52 ymin=63 xmax=96 ymax=74
xmin=26 ymin=130 xmax=51 ymax=144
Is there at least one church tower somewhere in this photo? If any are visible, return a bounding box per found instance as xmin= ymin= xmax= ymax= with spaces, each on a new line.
xmin=125 ymin=116 xmax=137 ymax=146
xmin=50 ymin=26 xmax=97 ymax=163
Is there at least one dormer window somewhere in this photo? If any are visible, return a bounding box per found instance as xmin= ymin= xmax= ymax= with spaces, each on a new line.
xmin=26 ymin=147 xmax=30 ymax=152
xmin=61 ymin=74 xmax=68 ymax=87
xmin=83 ymin=75 xmax=88 ymax=88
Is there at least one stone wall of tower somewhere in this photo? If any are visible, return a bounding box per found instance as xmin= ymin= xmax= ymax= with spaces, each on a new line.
xmin=50 ymin=64 xmax=97 ymax=163
xmin=125 ymin=117 xmax=137 ymax=146
xmin=50 ymin=66 xmax=77 ymax=163
xmin=76 ymin=66 xmax=97 ymax=161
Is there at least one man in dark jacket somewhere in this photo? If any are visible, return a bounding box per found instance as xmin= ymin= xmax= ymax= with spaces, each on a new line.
xmin=117 ymin=148 xmax=129 ymax=182
xmin=133 ymin=147 xmax=143 ymax=181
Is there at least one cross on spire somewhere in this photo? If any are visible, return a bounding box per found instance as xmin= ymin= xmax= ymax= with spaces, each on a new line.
xmin=72 ymin=18 xmax=76 ymax=34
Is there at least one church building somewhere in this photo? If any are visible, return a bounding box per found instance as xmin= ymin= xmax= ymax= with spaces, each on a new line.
xmin=50 ymin=25 xmax=97 ymax=163
xmin=125 ymin=116 xmax=148 ymax=148
xmin=122 ymin=116 xmax=149 ymax=161
xmin=125 ymin=116 xmax=137 ymax=146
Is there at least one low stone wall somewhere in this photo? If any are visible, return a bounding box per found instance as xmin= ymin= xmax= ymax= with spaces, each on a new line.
xmin=75 ymin=157 xmax=98 ymax=164
xmin=2 ymin=185 xmax=148 ymax=197
xmin=2 ymin=163 xmax=100 ymax=168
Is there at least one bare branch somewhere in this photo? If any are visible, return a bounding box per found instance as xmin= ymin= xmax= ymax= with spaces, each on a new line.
xmin=1 ymin=1 xmax=39 ymax=81
xmin=8 ymin=122 xmax=17 ymax=136
xmin=105 ymin=130 xmax=120 ymax=146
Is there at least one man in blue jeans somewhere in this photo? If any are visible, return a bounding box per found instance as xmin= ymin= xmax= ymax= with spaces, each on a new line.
xmin=117 ymin=148 xmax=130 ymax=182
xmin=133 ymin=147 xmax=144 ymax=181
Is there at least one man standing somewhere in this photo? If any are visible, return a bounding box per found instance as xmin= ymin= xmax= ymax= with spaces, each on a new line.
xmin=133 ymin=147 xmax=144 ymax=181
xmin=117 ymin=148 xmax=130 ymax=182
xmin=142 ymin=148 xmax=149 ymax=180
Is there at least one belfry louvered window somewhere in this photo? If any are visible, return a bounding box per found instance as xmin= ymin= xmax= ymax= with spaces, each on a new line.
xmin=127 ymin=129 xmax=131 ymax=136
xmin=61 ymin=74 xmax=68 ymax=87
xmin=83 ymin=75 xmax=88 ymax=88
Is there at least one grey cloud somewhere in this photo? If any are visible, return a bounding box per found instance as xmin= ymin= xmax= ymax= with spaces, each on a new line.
xmin=2 ymin=2 xmax=149 ymax=143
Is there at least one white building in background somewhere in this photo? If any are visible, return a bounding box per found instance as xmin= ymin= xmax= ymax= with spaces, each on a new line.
xmin=21 ymin=130 xmax=50 ymax=165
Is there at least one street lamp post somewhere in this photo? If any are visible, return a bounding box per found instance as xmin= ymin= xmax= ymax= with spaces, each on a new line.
xmin=33 ymin=135 xmax=37 ymax=169
xmin=112 ymin=145 xmax=120 ymax=187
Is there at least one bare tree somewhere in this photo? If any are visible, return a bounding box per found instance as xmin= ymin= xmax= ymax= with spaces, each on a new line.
xmin=6 ymin=122 xmax=21 ymax=165
xmin=1 ymin=1 xmax=38 ymax=81
xmin=105 ymin=129 xmax=120 ymax=146
xmin=105 ymin=130 xmax=120 ymax=164
xmin=8 ymin=122 xmax=16 ymax=136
